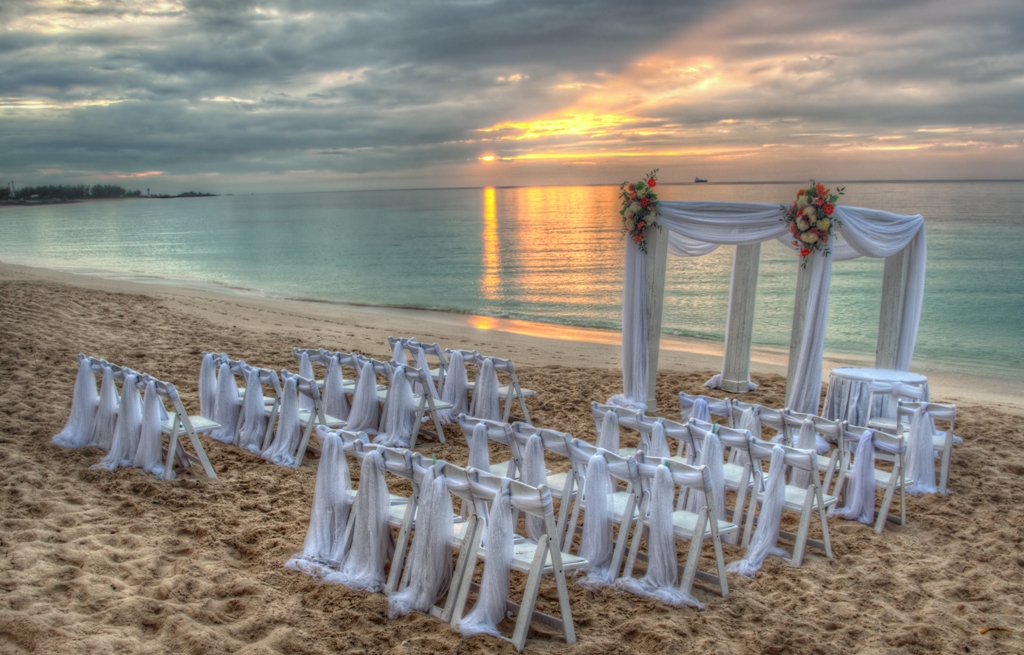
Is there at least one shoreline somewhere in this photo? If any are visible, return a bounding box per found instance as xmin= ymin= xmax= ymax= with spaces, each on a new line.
xmin=2 ymin=259 xmax=1020 ymax=413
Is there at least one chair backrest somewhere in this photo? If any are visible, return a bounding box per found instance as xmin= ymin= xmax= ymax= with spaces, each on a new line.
xmin=239 ymin=362 xmax=283 ymax=397
xmin=282 ymin=370 xmax=326 ymax=420
xmin=293 ymin=347 xmax=333 ymax=368
xmin=445 ymin=348 xmax=481 ymax=368
xmin=747 ymin=436 xmax=819 ymax=490
xmin=635 ymin=452 xmax=712 ymax=499
xmin=897 ymin=401 xmax=956 ymax=430
xmin=381 ymin=445 xmax=415 ymax=482
xmin=636 ymin=416 xmax=688 ymax=458
xmin=566 ymin=438 xmax=639 ymax=493
xmin=590 ymin=401 xmax=646 ymax=434
xmin=679 ymin=391 xmax=733 ymax=426
xmin=511 ymin=422 xmax=572 ymax=459
xmin=782 ymin=410 xmax=842 ymax=448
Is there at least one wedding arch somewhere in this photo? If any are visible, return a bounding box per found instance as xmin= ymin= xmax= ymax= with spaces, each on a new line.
xmin=614 ymin=200 xmax=927 ymax=414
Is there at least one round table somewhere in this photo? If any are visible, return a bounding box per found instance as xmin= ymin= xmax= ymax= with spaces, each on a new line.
xmin=822 ymin=367 xmax=929 ymax=426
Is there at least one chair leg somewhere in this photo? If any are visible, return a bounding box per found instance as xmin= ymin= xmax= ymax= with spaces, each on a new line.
xmin=875 ymin=478 xmax=897 ymax=534
xmin=788 ymin=493 xmax=815 ymax=567
xmin=442 ymin=515 xmax=478 ymax=624
xmin=511 ymin=537 xmax=548 ymax=652
xmin=939 ymin=446 xmax=952 ymax=493
xmin=386 ymin=500 xmax=417 ymax=594
xmin=679 ymin=508 xmax=707 ymax=596
xmin=741 ymin=494 xmax=759 ymax=548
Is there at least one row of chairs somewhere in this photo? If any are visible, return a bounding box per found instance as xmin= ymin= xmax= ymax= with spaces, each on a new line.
xmin=53 ymin=354 xmax=217 ymax=479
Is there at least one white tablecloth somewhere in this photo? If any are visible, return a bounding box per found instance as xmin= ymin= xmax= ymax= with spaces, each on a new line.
xmin=822 ymin=367 xmax=929 ymax=426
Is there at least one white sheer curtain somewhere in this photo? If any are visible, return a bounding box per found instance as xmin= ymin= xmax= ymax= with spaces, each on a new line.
xmin=617 ymin=201 xmax=926 ymax=414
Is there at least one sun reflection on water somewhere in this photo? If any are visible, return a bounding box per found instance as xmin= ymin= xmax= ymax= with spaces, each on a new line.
xmin=481 ymin=187 xmax=500 ymax=300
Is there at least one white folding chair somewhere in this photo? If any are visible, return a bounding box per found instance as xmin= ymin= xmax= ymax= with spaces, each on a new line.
xmin=562 ymin=438 xmax=644 ymax=567
xmin=623 ymin=454 xmax=736 ymax=598
xmin=281 ymin=370 xmax=345 ymax=467
xmin=452 ymin=471 xmax=584 ymax=651
xmin=486 ymin=355 xmax=536 ymax=423
xmin=780 ymin=410 xmax=845 ymax=494
xmin=403 ymin=365 xmax=452 ymax=448
xmin=896 ymin=401 xmax=959 ymax=493
xmin=741 ymin=438 xmax=837 ymax=567
xmin=676 ymin=421 xmax=754 ymax=540
xmin=590 ymin=401 xmax=648 ymax=455
xmin=510 ymin=422 xmax=577 ymax=546
xmin=138 ymin=374 xmax=218 ymax=480
xmin=865 ymin=380 xmax=927 ymax=432
xmin=679 ymin=391 xmax=734 ymax=427
xmin=833 ymin=426 xmax=911 ymax=533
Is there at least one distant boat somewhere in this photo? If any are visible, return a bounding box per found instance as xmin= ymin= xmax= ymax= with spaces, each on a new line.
xmin=694 ymin=177 xmax=708 ymax=183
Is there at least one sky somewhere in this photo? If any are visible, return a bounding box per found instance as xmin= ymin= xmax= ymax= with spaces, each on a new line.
xmin=1 ymin=0 xmax=1023 ymax=194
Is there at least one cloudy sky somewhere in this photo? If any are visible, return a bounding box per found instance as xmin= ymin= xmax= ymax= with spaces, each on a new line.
xmin=2 ymin=0 xmax=1022 ymax=193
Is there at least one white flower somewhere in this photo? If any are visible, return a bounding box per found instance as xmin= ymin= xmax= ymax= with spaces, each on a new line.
xmin=817 ymin=218 xmax=831 ymax=231
xmin=628 ymin=202 xmax=640 ymax=215
xmin=801 ymin=232 xmax=819 ymax=243
xmin=797 ymin=217 xmax=809 ymax=231
xmin=797 ymin=196 xmax=809 ymax=208
xmin=803 ymin=206 xmax=817 ymax=220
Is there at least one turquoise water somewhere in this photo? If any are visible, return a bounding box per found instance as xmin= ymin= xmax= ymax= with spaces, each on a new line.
xmin=1 ymin=182 xmax=1021 ymax=380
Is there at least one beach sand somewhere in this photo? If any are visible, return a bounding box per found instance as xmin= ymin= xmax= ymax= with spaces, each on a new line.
xmin=1 ymin=262 xmax=1022 ymax=654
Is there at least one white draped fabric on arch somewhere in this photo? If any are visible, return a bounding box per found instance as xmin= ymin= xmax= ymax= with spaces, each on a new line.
xmin=612 ymin=201 xmax=927 ymax=415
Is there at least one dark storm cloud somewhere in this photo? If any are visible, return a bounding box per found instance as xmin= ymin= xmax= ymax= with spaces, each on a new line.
xmin=0 ymin=0 xmax=1022 ymax=188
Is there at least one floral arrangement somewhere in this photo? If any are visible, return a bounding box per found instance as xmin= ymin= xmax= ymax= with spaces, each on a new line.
xmin=782 ymin=180 xmax=844 ymax=265
xmin=620 ymin=169 xmax=660 ymax=252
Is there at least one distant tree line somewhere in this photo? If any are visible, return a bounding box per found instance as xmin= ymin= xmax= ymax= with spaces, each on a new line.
xmin=2 ymin=184 xmax=142 ymax=201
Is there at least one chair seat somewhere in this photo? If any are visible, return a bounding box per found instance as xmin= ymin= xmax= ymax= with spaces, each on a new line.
xmin=545 ymin=471 xmax=569 ymax=498
xmin=466 ymin=381 xmax=537 ymax=398
xmin=782 ymin=485 xmax=838 ymax=511
xmin=667 ymin=510 xmax=739 ymax=540
xmin=874 ymin=469 xmax=913 ymax=489
xmin=575 ymin=491 xmax=636 ymax=521
xmin=162 ymin=415 xmax=219 ymax=436
xmin=867 ymin=417 xmax=898 ymax=432
xmin=297 ymin=410 xmax=345 ymax=428
xmin=618 ymin=447 xmax=638 ymax=458
xmin=510 ymin=540 xmax=588 ymax=573
xmin=933 ymin=433 xmax=962 ymax=449
xmin=373 ymin=389 xmax=454 ymax=411
xmin=346 ymin=490 xmax=409 ymax=506
xmin=723 ymin=462 xmax=751 ymax=489
xmin=237 ymin=388 xmax=276 ymax=405
xmin=489 ymin=460 xmax=513 ymax=478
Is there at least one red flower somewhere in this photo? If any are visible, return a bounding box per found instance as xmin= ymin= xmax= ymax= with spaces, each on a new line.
xmin=824 ymin=203 xmax=835 ymax=215
xmin=814 ymin=197 xmax=825 ymax=207
xmin=797 ymin=189 xmax=805 ymax=198
xmin=640 ymin=197 xmax=651 ymax=209
xmin=800 ymin=248 xmax=811 ymax=257
xmin=648 ymin=177 xmax=657 ymax=187
xmin=630 ymin=192 xmax=637 ymax=201
xmin=637 ymin=220 xmax=646 ymax=229
xmin=628 ymin=184 xmax=635 ymax=192
xmin=820 ymin=233 xmax=828 ymax=243
xmin=633 ymin=235 xmax=643 ymax=243
xmin=815 ymin=183 xmax=825 ymax=194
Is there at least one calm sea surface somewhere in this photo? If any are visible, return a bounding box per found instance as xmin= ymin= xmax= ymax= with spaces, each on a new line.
xmin=1 ymin=182 xmax=1021 ymax=381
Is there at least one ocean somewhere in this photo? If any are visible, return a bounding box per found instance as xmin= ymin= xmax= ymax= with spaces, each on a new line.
xmin=1 ymin=181 xmax=1021 ymax=382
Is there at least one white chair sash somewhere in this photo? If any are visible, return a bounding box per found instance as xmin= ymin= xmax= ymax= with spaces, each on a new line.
xmin=237 ymin=368 xmax=267 ymax=454
xmin=346 ymin=361 xmax=381 ymax=434
xmin=133 ymin=380 xmax=165 ymax=477
xmin=263 ymin=376 xmax=301 ymax=467
xmin=374 ymin=366 xmax=417 ymax=448
xmin=467 ymin=422 xmax=491 ymax=474
xmin=726 ymin=445 xmax=789 ymax=578
xmin=91 ymin=365 xmax=119 ymax=452
xmin=323 ymin=450 xmax=392 ymax=592
xmin=520 ymin=433 xmax=548 ymax=540
xmin=322 ymin=355 xmax=351 ymax=422
xmin=199 ymin=352 xmax=217 ymax=420
xmin=469 ymin=358 xmax=502 ymax=422
xmin=94 ymin=373 xmax=142 ymax=471
xmin=388 ymin=462 xmax=454 ymax=618
xmin=298 ymin=351 xmax=315 ymax=411
xmin=286 ymin=429 xmax=352 ymax=577
xmin=904 ymin=407 xmax=939 ymax=494
xmin=458 ymin=477 xmax=513 ymax=638
xmin=438 ymin=349 xmax=469 ymax=424
xmin=54 ymin=358 xmax=99 ymax=448
xmin=596 ymin=410 xmax=620 ymax=454
xmin=210 ymin=362 xmax=240 ymax=444
xmin=578 ymin=454 xmax=616 ymax=587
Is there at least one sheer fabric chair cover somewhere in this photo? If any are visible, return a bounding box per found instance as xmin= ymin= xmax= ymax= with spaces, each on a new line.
xmin=596 ymin=411 xmax=620 ymax=454
xmin=686 ymin=432 xmax=726 ymax=520
xmin=286 ymin=429 xmax=352 ymax=577
xmin=690 ymin=396 xmax=710 ymax=424
xmin=438 ymin=350 xmax=469 ymax=424
xmin=323 ymin=449 xmax=392 ymax=591
xmin=374 ymin=366 xmax=417 ymax=447
xmin=133 ymin=380 xmax=165 ymax=477
xmin=388 ymin=462 xmax=454 ymax=618
xmin=91 ymin=365 xmax=119 ymax=452
xmin=263 ymin=376 xmax=302 ymax=467
xmin=617 ymin=463 xmax=703 ymax=609
xmin=346 ymin=361 xmax=381 ymax=433
xmin=210 ymin=362 xmax=241 ymax=443
xmin=409 ymin=343 xmax=440 ymax=400
xmin=391 ymin=339 xmax=407 ymax=366
xmin=297 ymin=351 xmax=315 ymax=411
xmin=467 ymin=422 xmax=491 ymax=473
xmin=457 ymin=477 xmax=514 ymax=639
xmin=788 ymin=419 xmax=818 ymax=489
xmin=832 ymin=428 xmax=887 ymax=524
xmin=577 ymin=454 xmax=616 ymax=587
xmin=237 ymin=368 xmax=267 ymax=454
xmin=727 ymin=445 xmax=788 ymax=578
xmin=904 ymin=406 xmax=939 ymax=494
xmin=520 ymin=434 xmax=548 ymax=541
xmin=648 ymin=420 xmax=671 ymax=458
xmin=94 ymin=373 xmax=143 ymax=471
xmin=469 ymin=358 xmax=502 ymax=422
xmin=54 ymin=357 xmax=99 ymax=448
xmin=322 ymin=355 xmax=351 ymax=422
xmin=199 ymin=352 xmax=218 ymax=420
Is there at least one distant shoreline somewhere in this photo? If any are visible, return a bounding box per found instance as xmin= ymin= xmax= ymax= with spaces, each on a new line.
xmin=1 ymin=195 xmax=216 ymax=210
